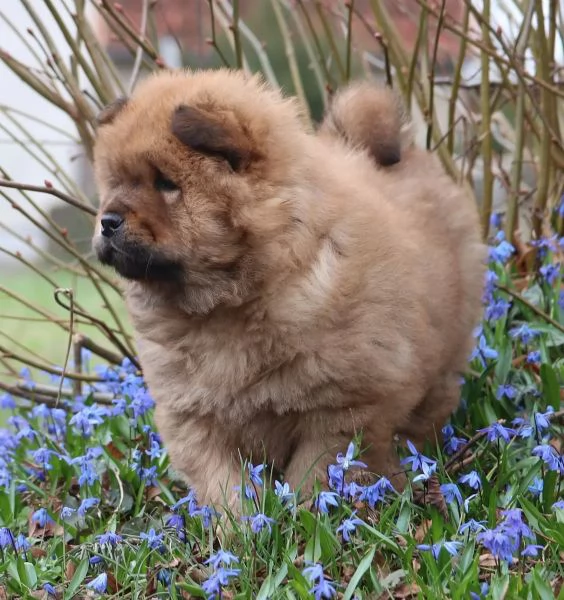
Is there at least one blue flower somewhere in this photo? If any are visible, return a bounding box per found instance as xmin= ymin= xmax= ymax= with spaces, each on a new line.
xmin=358 ymin=476 xmax=394 ymax=508
xmin=15 ymin=534 xmax=29 ymax=552
xmin=470 ymin=583 xmax=490 ymax=600
xmin=527 ymin=478 xmax=543 ymax=497
xmin=202 ymin=567 xmax=240 ymax=600
xmin=71 ymin=455 xmax=99 ymax=487
xmin=335 ymin=442 xmax=367 ymax=471
xmin=248 ymin=463 xmax=264 ymax=486
xmin=78 ymin=497 xmax=99 ymax=517
xmin=470 ymin=335 xmax=498 ymax=367
xmin=521 ymin=544 xmax=543 ymax=557
xmin=459 ymin=471 xmax=482 ymax=490
xmin=327 ymin=464 xmax=344 ymax=491
xmin=496 ymin=384 xmax=517 ymax=401
xmin=343 ymin=480 xmax=365 ymax=502
xmin=534 ymin=407 xmax=553 ymax=433
xmin=315 ymin=491 xmax=340 ymax=514
xmin=490 ymin=212 xmax=503 ymax=229
xmin=141 ymin=466 xmax=158 ymax=486
xmin=129 ymin=390 xmax=154 ymax=423
xmin=274 ymin=481 xmax=294 ymax=504
xmin=172 ymin=491 xmax=199 ymax=515
xmin=205 ymin=550 xmax=239 ymax=569
xmin=60 ymin=506 xmax=76 ymax=521
xmin=336 ymin=511 xmax=365 ymax=542
xmin=532 ymin=444 xmax=561 ymax=471
xmin=477 ymin=422 xmax=516 ymax=443
xmin=0 ymin=394 xmax=16 ymax=409
xmin=157 ymin=569 xmax=172 ymax=587
xmin=440 ymin=483 xmax=463 ymax=505
xmin=443 ymin=433 xmax=467 ymax=455
xmin=242 ymin=512 xmax=276 ymax=534
xmin=459 ymin=519 xmax=486 ymax=534
xmin=501 ymin=508 xmax=533 ymax=539
xmin=417 ymin=540 xmax=462 ymax=559
xmin=509 ymin=324 xmax=540 ymax=344
xmin=400 ymin=440 xmax=436 ymax=473
xmin=482 ymin=270 xmax=498 ymax=304
xmin=526 ymin=350 xmax=541 ymax=364
xmin=488 ymin=236 xmax=515 ymax=264
xmin=539 ymin=263 xmax=560 ymax=285
xmin=140 ymin=528 xmax=165 ymax=551
xmin=552 ymin=500 xmax=564 ymax=511
xmin=512 ymin=417 xmax=534 ymax=439
xmin=235 ymin=484 xmax=256 ymax=500
xmin=485 ymin=298 xmax=511 ymax=322
xmin=412 ymin=461 xmax=437 ymax=483
xmin=96 ymin=531 xmax=123 ymax=547
xmin=302 ymin=563 xmax=337 ymax=600
xmin=30 ymin=447 xmax=55 ymax=471
xmin=69 ymin=405 xmax=107 ymax=437
xmin=31 ymin=508 xmax=53 ymax=528
xmin=166 ymin=514 xmax=185 ymax=540
xmin=86 ymin=572 xmax=107 ymax=594
xmin=145 ymin=440 xmax=162 ymax=460
xmin=43 ymin=583 xmax=57 ymax=597
xmin=0 ymin=527 xmax=13 ymax=549
xmin=476 ymin=528 xmax=516 ymax=563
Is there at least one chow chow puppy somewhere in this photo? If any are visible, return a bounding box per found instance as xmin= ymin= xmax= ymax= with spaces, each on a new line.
xmin=92 ymin=68 xmax=485 ymax=508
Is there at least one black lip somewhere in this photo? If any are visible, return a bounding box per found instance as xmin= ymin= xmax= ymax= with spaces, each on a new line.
xmin=94 ymin=235 xmax=184 ymax=282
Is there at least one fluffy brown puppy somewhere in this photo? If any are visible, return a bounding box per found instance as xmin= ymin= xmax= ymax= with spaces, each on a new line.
xmin=92 ymin=68 xmax=485 ymax=508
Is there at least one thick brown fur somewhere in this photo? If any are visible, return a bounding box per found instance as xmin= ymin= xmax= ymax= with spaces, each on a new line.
xmin=92 ymin=68 xmax=486 ymax=509
xmin=318 ymin=81 xmax=413 ymax=166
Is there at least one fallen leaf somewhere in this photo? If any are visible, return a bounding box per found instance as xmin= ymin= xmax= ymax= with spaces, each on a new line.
xmin=146 ymin=486 xmax=162 ymax=501
xmin=414 ymin=519 xmax=432 ymax=543
xmin=30 ymin=546 xmax=48 ymax=559
xmin=393 ymin=583 xmax=422 ymax=599
xmin=65 ymin=559 xmax=76 ymax=582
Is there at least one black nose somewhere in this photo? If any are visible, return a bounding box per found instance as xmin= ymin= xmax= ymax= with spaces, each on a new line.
xmin=100 ymin=213 xmax=124 ymax=237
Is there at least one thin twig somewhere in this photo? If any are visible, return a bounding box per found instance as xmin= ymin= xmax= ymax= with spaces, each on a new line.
xmin=345 ymin=0 xmax=355 ymax=82
xmin=426 ymin=0 xmax=446 ymax=150
xmin=73 ymin=333 xmax=124 ymax=366
xmin=495 ymin=283 xmax=564 ymax=334
xmin=0 ymin=179 xmax=96 ymax=216
xmin=55 ymin=289 xmax=75 ymax=406
xmin=128 ymin=0 xmax=151 ymax=95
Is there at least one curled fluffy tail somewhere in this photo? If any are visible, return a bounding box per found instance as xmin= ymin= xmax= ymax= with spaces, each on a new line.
xmin=318 ymin=81 xmax=413 ymax=167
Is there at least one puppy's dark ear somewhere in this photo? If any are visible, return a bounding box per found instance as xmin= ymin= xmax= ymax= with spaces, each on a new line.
xmin=96 ymin=97 xmax=129 ymax=127
xmin=171 ymin=105 xmax=251 ymax=171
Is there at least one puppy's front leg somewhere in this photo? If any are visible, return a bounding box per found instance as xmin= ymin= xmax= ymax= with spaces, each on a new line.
xmin=283 ymin=432 xmax=348 ymax=498
xmin=155 ymin=407 xmax=242 ymax=511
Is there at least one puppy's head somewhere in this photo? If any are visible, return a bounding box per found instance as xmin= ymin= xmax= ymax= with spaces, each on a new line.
xmin=92 ymin=69 xmax=308 ymax=312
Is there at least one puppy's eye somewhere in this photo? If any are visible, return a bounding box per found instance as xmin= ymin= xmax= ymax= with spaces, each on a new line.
xmin=154 ymin=171 xmax=179 ymax=192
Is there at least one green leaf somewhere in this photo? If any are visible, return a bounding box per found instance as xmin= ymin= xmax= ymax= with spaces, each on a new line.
xmin=257 ymin=563 xmax=288 ymax=600
xmin=540 ymin=363 xmax=560 ymax=410
xmin=530 ymin=323 xmax=564 ymax=347
xmin=342 ymin=545 xmax=376 ymax=600
xmin=490 ymin=573 xmax=509 ymax=600
xmin=532 ymin=567 xmax=555 ymax=600
xmin=64 ymin=557 xmax=89 ymax=600
xmin=177 ymin=582 xmax=206 ymax=598
xmin=542 ymin=470 xmax=558 ymax=513
xmin=23 ymin=562 xmax=37 ymax=589
xmin=494 ymin=339 xmax=512 ymax=384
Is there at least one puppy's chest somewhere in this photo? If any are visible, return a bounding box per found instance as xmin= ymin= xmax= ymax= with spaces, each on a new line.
xmin=137 ymin=320 xmax=329 ymax=420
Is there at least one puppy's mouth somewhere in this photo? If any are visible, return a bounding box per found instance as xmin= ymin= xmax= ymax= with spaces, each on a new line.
xmin=94 ymin=235 xmax=184 ymax=283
